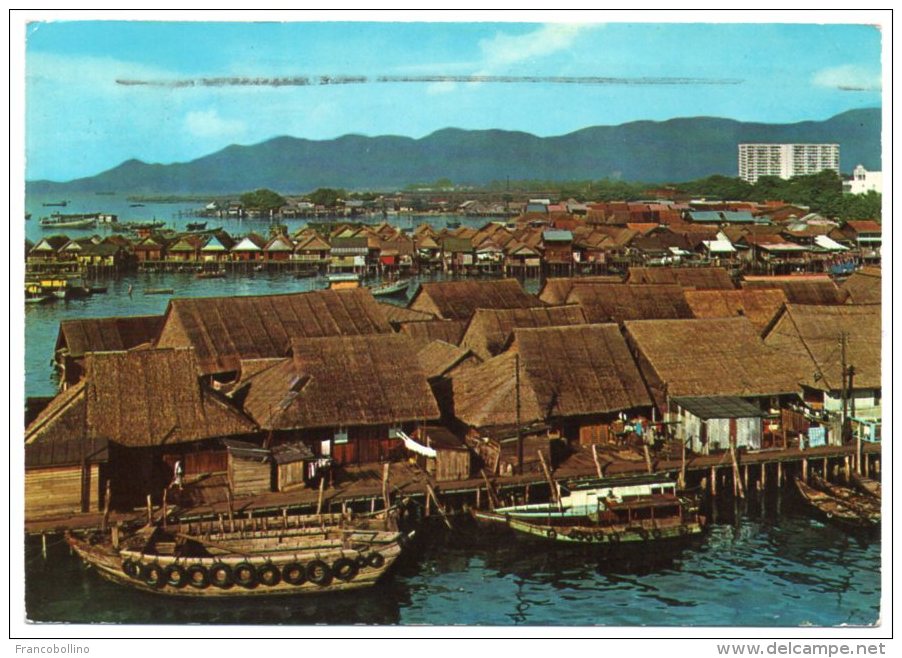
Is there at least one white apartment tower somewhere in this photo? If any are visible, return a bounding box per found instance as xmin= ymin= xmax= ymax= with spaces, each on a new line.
xmin=738 ymin=143 xmax=840 ymax=184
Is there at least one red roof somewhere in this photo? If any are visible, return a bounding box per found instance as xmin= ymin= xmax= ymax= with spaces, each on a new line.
xmin=845 ymin=220 xmax=882 ymax=234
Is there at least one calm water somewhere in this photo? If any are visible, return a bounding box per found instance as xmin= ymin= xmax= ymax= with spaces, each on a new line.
xmin=21 ymin=192 xmax=882 ymax=627
xmin=24 ymin=498 xmax=881 ymax=626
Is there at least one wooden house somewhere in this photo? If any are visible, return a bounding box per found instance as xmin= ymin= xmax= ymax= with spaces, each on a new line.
xmin=566 ymin=283 xmax=693 ymax=324
xmin=272 ymin=441 xmax=317 ymax=492
xmin=230 ymin=233 xmax=267 ymax=261
xmin=762 ymin=303 xmax=881 ymax=418
xmin=408 ymin=279 xmax=544 ymax=321
xmin=24 ymin=349 xmax=257 ymax=517
xmin=671 ymin=396 xmax=766 ymax=453
xmin=200 ymin=233 xmax=234 ymax=262
xmin=223 ymin=439 xmax=273 ymax=497
xmin=329 ymin=236 xmax=368 ymax=272
xmin=460 ymin=305 xmax=588 ymax=361
xmin=841 ymin=220 xmax=881 ymax=263
xmin=683 ymin=289 xmax=788 ymax=333
xmin=54 ymin=314 xmax=165 ymax=388
xmin=841 ymin=267 xmax=881 ymax=304
xmin=451 ymin=324 xmax=653 ymax=455
xmin=155 ymin=288 xmax=392 ymax=377
xmin=293 ymin=233 xmax=331 ymax=266
xmin=234 ymin=334 xmax=440 ymax=468
xmin=27 ymin=235 xmax=70 ymax=266
xmin=408 ymin=426 xmax=472 ymax=482
xmin=133 ymin=235 xmax=167 ymax=263
xmin=441 ymin=236 xmax=475 ymax=272
xmin=623 ymin=317 xmax=804 ymax=415
xmin=263 ymin=234 xmax=294 ymax=261
xmin=166 ymin=235 xmax=205 ymax=262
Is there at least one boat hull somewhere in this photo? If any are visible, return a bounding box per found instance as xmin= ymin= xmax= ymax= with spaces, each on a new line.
xmin=66 ymin=528 xmax=405 ymax=598
xmin=795 ymin=478 xmax=879 ymax=530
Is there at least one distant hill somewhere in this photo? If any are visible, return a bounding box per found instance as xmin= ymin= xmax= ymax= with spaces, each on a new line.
xmin=27 ymin=108 xmax=881 ymax=194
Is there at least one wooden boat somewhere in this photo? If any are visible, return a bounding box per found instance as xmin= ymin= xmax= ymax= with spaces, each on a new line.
xmin=42 ymin=200 xmax=68 ymax=207
xmin=144 ymin=288 xmax=175 ymax=295
xmin=186 ymin=221 xmax=207 ymax=231
xmin=25 ymin=293 xmax=52 ymax=304
xmin=809 ymin=474 xmax=880 ymax=517
xmin=65 ymin=513 xmax=408 ymax=597
xmin=795 ymin=478 xmax=879 ymax=529
xmin=40 ymin=215 xmax=97 ymax=229
xmin=474 ymin=475 xmax=705 ymax=545
xmin=850 ymin=472 xmax=881 ymax=500
xmin=370 ymin=278 xmax=411 ymax=297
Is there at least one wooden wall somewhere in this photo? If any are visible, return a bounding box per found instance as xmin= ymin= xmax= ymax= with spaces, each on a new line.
xmin=277 ymin=462 xmax=306 ymax=492
xmin=434 ymin=449 xmax=470 ymax=482
xmin=25 ymin=464 xmax=100 ymax=519
xmin=228 ymin=456 xmax=271 ymax=497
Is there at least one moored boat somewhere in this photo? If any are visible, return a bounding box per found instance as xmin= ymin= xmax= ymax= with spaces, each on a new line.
xmin=195 ymin=270 xmax=226 ymax=279
xmin=65 ymin=512 xmax=408 ymax=597
xmin=39 ymin=214 xmax=98 ymax=229
xmin=144 ymin=288 xmax=175 ymax=295
xmin=795 ymin=477 xmax=879 ymax=530
xmin=850 ymin=472 xmax=881 ymax=500
xmin=474 ymin=475 xmax=705 ymax=545
xmin=186 ymin=221 xmax=207 ymax=231
xmin=370 ymin=278 xmax=411 ymax=297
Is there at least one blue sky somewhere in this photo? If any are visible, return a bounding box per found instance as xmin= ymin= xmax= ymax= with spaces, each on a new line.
xmin=25 ymin=20 xmax=883 ymax=182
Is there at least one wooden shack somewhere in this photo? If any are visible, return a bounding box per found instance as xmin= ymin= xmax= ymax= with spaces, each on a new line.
xmin=671 ymin=396 xmax=765 ymax=453
xmin=408 ymin=427 xmax=471 ymax=482
xmin=272 ymin=441 xmax=316 ymax=492
xmin=223 ymin=439 xmax=272 ymax=497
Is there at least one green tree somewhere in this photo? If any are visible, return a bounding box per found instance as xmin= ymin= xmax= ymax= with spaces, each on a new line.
xmin=306 ymin=188 xmax=346 ymax=207
xmin=240 ymin=188 xmax=286 ymax=212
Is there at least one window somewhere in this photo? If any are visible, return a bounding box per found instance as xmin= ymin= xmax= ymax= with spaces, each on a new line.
xmin=333 ymin=429 xmax=348 ymax=445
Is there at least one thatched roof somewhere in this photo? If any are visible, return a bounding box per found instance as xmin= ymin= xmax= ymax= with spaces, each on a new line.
xmin=237 ymin=334 xmax=440 ymax=430
xmin=408 ymin=279 xmax=544 ymax=321
xmin=452 ymin=324 xmax=651 ymax=429
xmin=762 ymin=304 xmax=881 ymax=392
xmin=742 ymin=276 xmax=849 ymax=305
xmin=398 ymin=319 xmax=468 ymax=346
xmin=83 ymin=349 xmax=256 ymax=447
xmin=377 ymin=302 xmax=435 ymax=328
xmin=624 ymin=317 xmax=802 ymax=398
xmin=537 ymin=276 xmax=624 ymax=304
xmin=55 ymin=315 xmax=165 ymax=358
xmin=416 ymin=340 xmax=479 ymax=380
xmin=683 ymin=289 xmax=788 ymax=333
xmin=24 ymin=381 xmax=109 ymax=468
xmin=566 ymin=283 xmax=693 ymax=323
xmin=841 ymin=267 xmax=881 ymax=304
xmin=156 ymin=288 xmax=392 ymax=374
xmin=627 ymin=266 xmax=736 ymax=290
xmin=460 ymin=305 xmax=588 ymax=360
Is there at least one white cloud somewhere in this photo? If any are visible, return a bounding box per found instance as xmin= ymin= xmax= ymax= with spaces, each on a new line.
xmin=812 ymin=65 xmax=881 ymax=91
xmin=478 ymin=23 xmax=600 ymax=71
xmin=184 ymin=109 xmax=246 ymax=138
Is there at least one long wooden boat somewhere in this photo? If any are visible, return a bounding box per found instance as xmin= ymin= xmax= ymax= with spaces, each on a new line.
xmin=40 ymin=216 xmax=97 ymax=229
xmin=370 ymin=278 xmax=411 ymax=297
xmin=186 ymin=221 xmax=207 ymax=231
xmin=66 ymin=514 xmax=409 ymax=597
xmin=795 ymin=478 xmax=879 ymax=529
xmin=809 ymin=474 xmax=880 ymax=517
xmin=850 ymin=472 xmax=881 ymax=500
xmin=144 ymin=288 xmax=175 ymax=295
xmin=474 ymin=474 xmax=705 ymax=545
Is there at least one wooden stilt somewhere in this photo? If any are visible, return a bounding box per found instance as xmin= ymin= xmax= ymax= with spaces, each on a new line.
xmin=425 ymin=482 xmax=453 ymax=530
xmin=832 ymin=464 xmax=840 ymax=480
xmin=777 ymin=461 xmax=783 ymax=488
xmin=112 ymin=523 xmax=120 ymax=550
xmin=41 ymin=533 xmax=47 ymax=560
xmin=218 ymin=514 xmax=225 ymax=534
xmin=680 ymin=438 xmax=687 ymax=490
xmin=863 ymin=453 xmax=870 ymax=477
xmin=642 ymin=443 xmax=653 ymax=474
xmin=316 ymin=475 xmax=325 ymax=517
xmin=146 ymin=494 xmax=153 ymax=526
xmin=874 ymin=459 xmax=880 ymax=475
xmin=591 ymin=444 xmax=603 ymax=478
xmin=476 ymin=486 xmax=481 ymax=510
xmin=710 ymin=466 xmax=717 ymax=496
xmin=525 ymin=483 xmax=530 ymax=503
xmin=743 ymin=464 xmax=749 ymax=492
xmin=822 ymin=457 xmax=828 ymax=479
xmin=537 ymin=450 xmax=562 ymax=511
xmin=843 ymin=456 xmax=851 ymax=482
xmin=161 ymin=487 xmax=168 ymax=530
xmin=761 ymin=462 xmax=767 ymax=489
xmin=424 ymin=490 xmax=431 ymax=516
xmin=226 ymin=489 xmax=235 ymax=532
xmin=370 ymin=497 xmax=376 ymax=514
xmin=802 ymin=457 xmax=808 ymax=483
xmin=101 ymin=480 xmax=112 ymax=533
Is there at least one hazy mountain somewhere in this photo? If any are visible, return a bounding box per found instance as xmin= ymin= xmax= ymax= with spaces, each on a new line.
xmin=27 ymin=108 xmax=881 ymax=194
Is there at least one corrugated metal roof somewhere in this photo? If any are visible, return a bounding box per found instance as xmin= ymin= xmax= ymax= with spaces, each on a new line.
xmin=672 ymin=396 xmax=765 ymax=420
xmin=542 ymin=229 xmax=573 ymax=241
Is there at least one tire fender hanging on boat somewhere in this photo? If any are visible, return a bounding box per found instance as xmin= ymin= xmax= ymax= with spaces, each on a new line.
xmin=163 ymin=564 xmax=188 ymax=589
xmin=209 ymin=562 xmax=234 ymax=588
xmin=141 ymin=562 xmax=166 ymax=588
xmin=281 ymin=562 xmax=306 ymax=586
xmin=332 ymin=557 xmax=359 ymax=582
xmin=366 ymin=552 xmax=385 ymax=569
xmin=122 ymin=559 xmax=141 ymax=579
xmin=257 ymin=563 xmax=281 ymax=587
xmin=187 ymin=564 xmax=210 ymax=589
xmin=233 ymin=562 xmax=259 ymax=589
xmin=306 ymin=560 xmax=332 ymax=586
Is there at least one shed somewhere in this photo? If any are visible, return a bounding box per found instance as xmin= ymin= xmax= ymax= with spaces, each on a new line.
xmin=671 ymin=396 xmax=765 ymax=453
xmin=271 ymin=441 xmax=317 ymax=492
xmin=408 ymin=427 xmax=472 ymax=482
xmin=223 ymin=439 xmax=272 ymax=497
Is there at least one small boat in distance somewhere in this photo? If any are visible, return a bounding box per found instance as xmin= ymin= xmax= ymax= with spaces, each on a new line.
xmin=474 ymin=474 xmax=705 ymax=545
xmin=130 ymin=203 xmax=146 ymax=207
xmin=144 ymin=288 xmax=175 ymax=295
xmin=65 ymin=510 xmax=408 ymax=598
xmin=369 ymin=278 xmax=411 ymax=298
xmin=195 ymin=270 xmax=226 ymax=279
xmin=42 ymin=200 xmax=69 ymax=207
xmin=40 ymin=214 xmax=98 ymax=229
xmin=186 ymin=221 xmax=207 ymax=231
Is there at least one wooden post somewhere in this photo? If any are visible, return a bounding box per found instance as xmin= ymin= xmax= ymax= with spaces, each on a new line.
xmin=101 ymin=480 xmax=112 ymax=533
xmin=218 ymin=514 xmax=225 ymax=534
xmin=822 ymin=457 xmax=828 ymax=479
xmin=425 ymin=482 xmax=453 ymax=530
xmin=480 ymin=469 xmax=498 ymax=511
xmin=525 ymin=483 xmax=530 ymax=503
xmin=874 ymin=459 xmax=880 ymax=476
xmin=710 ymin=466 xmax=717 ymax=496
xmin=729 ymin=445 xmax=744 ymax=498
xmin=161 ymin=487 xmax=168 ymax=530
xmin=282 ymin=508 xmax=288 ymax=530
xmin=743 ymin=464 xmax=749 ymax=492
xmin=863 ymin=453 xmax=870 ymax=477
xmin=316 ymin=475 xmax=326 ymax=517
xmin=537 ymin=450 xmax=562 ymax=511
xmin=761 ymin=462 xmax=767 ymax=489
xmin=642 ymin=443 xmax=653 ymax=474
xmin=424 ymin=491 xmax=431 ymax=517
xmin=843 ymin=456 xmax=851 ymax=482
xmin=679 ymin=438 xmax=687 ymax=490
xmin=476 ymin=486 xmax=481 ymax=510
xmin=41 ymin=533 xmax=47 ymax=560
xmin=226 ymin=489 xmax=235 ymax=533
xmin=146 ymin=494 xmax=153 ymax=526
xmin=111 ymin=523 xmax=120 ymax=550
xmin=802 ymin=457 xmax=808 ymax=484
xmin=382 ymin=462 xmax=391 ymax=529
xmin=370 ymin=497 xmax=376 ymax=514
xmin=777 ymin=461 xmax=783 ymax=488
xmin=591 ymin=444 xmax=603 ymax=478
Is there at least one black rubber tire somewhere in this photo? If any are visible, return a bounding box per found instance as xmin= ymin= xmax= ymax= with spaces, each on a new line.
xmin=355 ymin=554 xmax=369 ymax=569
xmin=546 ymin=529 xmax=557 ymax=541
xmin=366 ymin=552 xmax=385 ymax=569
xmin=163 ymin=564 xmax=188 ymax=589
xmin=306 ymin=559 xmax=332 ymax=586
xmin=652 ymin=528 xmax=663 ymax=540
xmin=141 ymin=563 xmax=166 ymax=588
xmin=332 ymin=557 xmax=359 ymax=582
xmin=233 ymin=562 xmax=258 ymax=589
xmin=187 ymin=564 xmax=210 ymax=589
xmin=257 ymin=563 xmax=281 ymax=587
xmin=208 ymin=562 xmax=234 ymax=589
xmin=609 ymin=533 xmax=620 ymax=544
xmin=593 ymin=531 xmax=605 ymax=542
xmin=122 ymin=559 xmax=141 ymax=579
xmin=281 ymin=562 xmax=306 ymax=586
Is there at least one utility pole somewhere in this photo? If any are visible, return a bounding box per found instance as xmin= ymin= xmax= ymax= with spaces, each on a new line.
xmin=516 ymin=353 xmax=523 ymax=475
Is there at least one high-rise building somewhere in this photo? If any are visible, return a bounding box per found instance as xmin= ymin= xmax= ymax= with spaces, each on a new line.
xmin=738 ymin=143 xmax=840 ymax=183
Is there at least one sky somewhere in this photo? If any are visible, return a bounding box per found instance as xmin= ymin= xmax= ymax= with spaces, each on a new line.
xmin=23 ymin=18 xmax=884 ymax=182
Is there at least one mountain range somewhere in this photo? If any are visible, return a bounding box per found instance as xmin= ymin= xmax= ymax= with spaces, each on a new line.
xmin=27 ymin=108 xmax=881 ymax=195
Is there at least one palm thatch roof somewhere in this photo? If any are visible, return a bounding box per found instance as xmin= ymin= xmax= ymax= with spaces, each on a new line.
xmin=624 ymin=317 xmax=802 ymax=398
xmin=237 ymin=334 xmax=440 ymax=430
xmin=451 ymin=324 xmax=652 ymax=430
xmin=83 ymin=349 xmax=256 ymax=447
xmin=156 ymin=288 xmax=392 ymax=374
xmin=566 ymin=283 xmax=693 ymax=323
xmin=24 ymin=381 xmax=110 ymax=468
xmin=841 ymin=267 xmax=881 ymax=304
xmin=398 ymin=319 xmax=468 ymax=346
xmin=627 ymin=266 xmax=736 ymax=290
xmin=762 ymin=304 xmax=881 ymax=391
xmin=460 ymin=305 xmax=588 ymax=360
xmin=416 ymin=340 xmax=479 ymax=380
xmin=376 ymin=302 xmax=435 ymax=328
xmin=683 ymin=289 xmax=788 ymax=333
xmin=537 ymin=276 xmax=624 ymax=304
xmin=408 ymin=279 xmax=544 ymax=321
xmin=55 ymin=315 xmax=165 ymax=358
xmin=742 ymin=276 xmax=849 ymax=305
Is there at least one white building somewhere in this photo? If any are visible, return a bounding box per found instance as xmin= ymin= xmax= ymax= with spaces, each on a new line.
xmin=738 ymin=143 xmax=840 ymax=184
xmin=845 ymin=164 xmax=882 ymax=195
